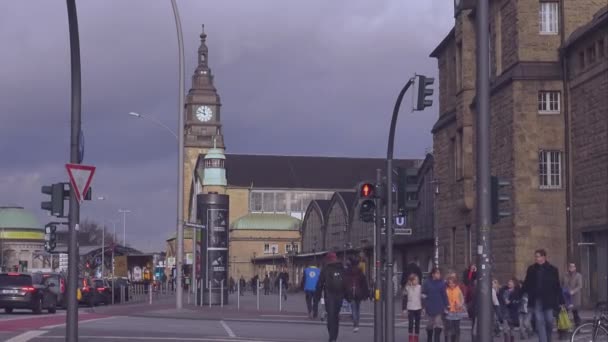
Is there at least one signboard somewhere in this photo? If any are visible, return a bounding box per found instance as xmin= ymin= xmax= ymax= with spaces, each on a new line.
xmin=380 ymin=215 xmax=412 ymax=235
xmin=114 ymin=255 xmax=128 ymax=277
xmin=65 ymin=164 xmax=95 ymax=203
xmin=167 ymin=257 xmax=176 ymax=267
xmin=59 ymin=253 xmax=69 ymax=272
xmin=197 ymin=193 xmax=229 ymax=305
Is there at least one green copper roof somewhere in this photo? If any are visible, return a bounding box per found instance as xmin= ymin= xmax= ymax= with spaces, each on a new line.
xmin=232 ymin=213 xmax=301 ymax=230
xmin=204 ymin=147 xmax=226 ymax=160
xmin=0 ymin=207 xmax=41 ymax=230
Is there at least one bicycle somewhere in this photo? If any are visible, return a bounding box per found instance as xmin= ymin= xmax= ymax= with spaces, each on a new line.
xmin=571 ymin=301 xmax=608 ymax=342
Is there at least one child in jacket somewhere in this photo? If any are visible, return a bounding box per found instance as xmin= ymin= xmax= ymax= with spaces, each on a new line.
xmin=445 ymin=275 xmax=466 ymax=342
xmin=404 ymin=274 xmax=422 ymax=342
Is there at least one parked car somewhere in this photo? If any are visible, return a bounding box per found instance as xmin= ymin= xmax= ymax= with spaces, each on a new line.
xmin=38 ymin=272 xmax=66 ymax=308
xmin=92 ymin=278 xmax=112 ymax=305
xmin=0 ymin=272 xmax=57 ymax=314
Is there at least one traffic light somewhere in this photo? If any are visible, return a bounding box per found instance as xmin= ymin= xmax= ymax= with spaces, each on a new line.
xmin=491 ymin=176 xmax=511 ymax=224
xmin=44 ymin=223 xmax=57 ymax=252
xmin=415 ymin=75 xmax=435 ymax=111
xmin=358 ymin=182 xmax=376 ymax=223
xmin=41 ymin=183 xmax=64 ymax=217
xmin=397 ymin=168 xmax=419 ymax=213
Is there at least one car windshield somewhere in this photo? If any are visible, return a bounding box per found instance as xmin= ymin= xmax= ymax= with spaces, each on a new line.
xmin=0 ymin=274 xmax=32 ymax=287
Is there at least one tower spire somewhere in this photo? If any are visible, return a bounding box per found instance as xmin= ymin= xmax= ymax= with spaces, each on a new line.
xmin=198 ymin=24 xmax=209 ymax=70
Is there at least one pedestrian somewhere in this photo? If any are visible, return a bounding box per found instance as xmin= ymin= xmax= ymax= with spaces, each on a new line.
xmin=445 ymin=275 xmax=465 ymax=342
xmin=345 ymin=259 xmax=369 ymax=333
xmin=519 ymin=292 xmax=534 ymax=340
xmin=562 ymin=262 xmax=583 ymax=326
xmin=404 ymin=274 xmax=423 ymax=342
xmin=422 ymin=268 xmax=449 ymax=342
xmin=521 ymin=249 xmax=564 ymax=342
xmin=316 ymin=252 xmax=346 ymax=342
xmin=239 ymin=276 xmax=246 ymax=296
xmin=279 ymin=268 xmax=289 ymax=301
xmin=461 ymin=264 xmax=477 ymax=287
xmin=465 ymin=279 xmax=477 ymax=342
xmin=229 ymin=277 xmax=235 ymax=294
xmin=301 ymin=264 xmax=321 ymax=319
xmin=263 ymin=274 xmax=270 ymax=295
xmin=499 ymin=278 xmax=522 ymax=342
xmin=403 ymin=257 xmax=423 ymax=289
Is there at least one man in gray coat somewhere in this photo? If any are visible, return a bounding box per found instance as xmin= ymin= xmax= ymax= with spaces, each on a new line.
xmin=562 ymin=262 xmax=583 ymax=326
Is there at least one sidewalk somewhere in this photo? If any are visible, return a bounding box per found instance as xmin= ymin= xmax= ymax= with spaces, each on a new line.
xmin=132 ymin=291 xmax=597 ymax=328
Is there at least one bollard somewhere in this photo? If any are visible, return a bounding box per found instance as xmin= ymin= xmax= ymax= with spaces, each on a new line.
xmin=208 ymin=280 xmax=212 ymax=308
xmin=257 ymin=278 xmax=260 ymax=311
xmin=279 ymin=278 xmax=282 ymax=312
xmin=220 ymin=280 xmax=224 ymax=308
xmin=149 ymin=284 xmax=152 ymax=305
xmin=200 ymin=279 xmax=204 ymax=307
xmin=237 ymin=280 xmax=240 ymax=310
xmin=120 ymin=286 xmax=123 ymax=304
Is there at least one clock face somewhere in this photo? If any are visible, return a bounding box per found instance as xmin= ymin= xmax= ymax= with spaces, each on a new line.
xmin=195 ymin=105 xmax=213 ymax=122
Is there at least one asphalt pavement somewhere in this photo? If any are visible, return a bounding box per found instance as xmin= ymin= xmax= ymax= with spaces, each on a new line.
xmin=0 ymin=291 xmax=594 ymax=342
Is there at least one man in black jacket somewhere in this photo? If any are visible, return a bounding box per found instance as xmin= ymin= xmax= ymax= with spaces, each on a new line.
xmin=316 ymin=252 xmax=346 ymax=342
xmin=522 ymin=249 xmax=564 ymax=342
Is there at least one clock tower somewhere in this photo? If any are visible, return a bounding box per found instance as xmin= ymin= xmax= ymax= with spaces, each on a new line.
xmin=184 ymin=25 xmax=225 ymax=219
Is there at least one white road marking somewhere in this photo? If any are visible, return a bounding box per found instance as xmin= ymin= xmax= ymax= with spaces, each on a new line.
xmin=5 ymin=330 xmax=47 ymax=342
xmin=220 ymin=320 xmax=237 ymax=338
xmin=37 ymin=336 xmax=275 ymax=342
xmin=260 ymin=315 xmax=308 ymax=318
xmin=40 ymin=316 xmax=119 ymax=330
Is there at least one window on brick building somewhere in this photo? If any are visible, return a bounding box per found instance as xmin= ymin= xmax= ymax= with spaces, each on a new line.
xmin=449 ymin=137 xmax=456 ymax=181
xmin=599 ymin=39 xmax=605 ymax=59
xmin=538 ymin=91 xmax=560 ymax=114
xmin=465 ymin=224 xmax=472 ymax=267
xmin=587 ymin=46 xmax=597 ymax=64
xmin=539 ymin=2 xmax=559 ymax=34
xmin=539 ymin=150 xmax=562 ymax=189
xmin=579 ymin=51 xmax=586 ymax=70
xmin=450 ymin=227 xmax=456 ymax=266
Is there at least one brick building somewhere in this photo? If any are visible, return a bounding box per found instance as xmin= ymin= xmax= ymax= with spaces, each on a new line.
xmin=430 ymin=0 xmax=605 ymax=284
xmin=563 ymin=7 xmax=608 ymax=304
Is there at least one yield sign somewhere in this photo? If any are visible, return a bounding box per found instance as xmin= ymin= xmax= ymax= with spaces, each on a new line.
xmin=65 ymin=163 xmax=96 ymax=203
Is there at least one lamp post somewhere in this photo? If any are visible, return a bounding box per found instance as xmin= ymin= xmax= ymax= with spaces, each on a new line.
xmin=97 ymin=196 xmax=109 ymax=278
xmin=127 ymin=112 xmax=178 ymax=139
xmin=118 ymin=209 xmax=131 ymax=247
xmin=170 ymin=0 xmax=186 ymax=310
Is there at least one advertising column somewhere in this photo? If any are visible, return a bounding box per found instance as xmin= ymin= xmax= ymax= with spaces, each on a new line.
xmin=197 ymin=193 xmax=229 ymax=305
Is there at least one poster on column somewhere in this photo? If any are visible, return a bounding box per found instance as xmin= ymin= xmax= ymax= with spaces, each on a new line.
xmin=207 ymin=209 xmax=228 ymax=248
xmin=208 ymin=249 xmax=227 ymax=289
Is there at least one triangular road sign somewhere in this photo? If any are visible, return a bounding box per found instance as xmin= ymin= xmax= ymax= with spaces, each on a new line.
xmin=66 ymin=164 xmax=96 ymax=203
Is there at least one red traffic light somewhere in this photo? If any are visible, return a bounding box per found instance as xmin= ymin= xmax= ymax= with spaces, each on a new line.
xmin=360 ymin=183 xmax=374 ymax=198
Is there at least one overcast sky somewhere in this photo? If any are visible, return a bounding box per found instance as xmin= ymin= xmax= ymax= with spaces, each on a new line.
xmin=0 ymin=0 xmax=453 ymax=252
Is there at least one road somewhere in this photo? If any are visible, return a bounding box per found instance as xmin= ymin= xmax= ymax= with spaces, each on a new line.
xmin=0 ymin=292 xmax=585 ymax=341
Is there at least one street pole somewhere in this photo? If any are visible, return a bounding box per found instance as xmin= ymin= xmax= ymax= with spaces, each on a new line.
xmin=112 ymin=221 xmax=116 ymax=305
xmin=65 ymin=0 xmax=81 ymax=340
xmin=475 ymin=0 xmax=493 ymax=340
xmin=385 ymin=78 xmax=414 ymax=342
xmin=118 ymin=209 xmax=130 ymax=246
xmin=170 ymin=0 xmax=186 ymax=310
xmin=101 ymin=226 xmax=105 ymax=278
xmin=374 ymin=168 xmax=383 ymax=342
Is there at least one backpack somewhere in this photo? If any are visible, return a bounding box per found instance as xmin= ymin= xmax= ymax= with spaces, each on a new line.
xmin=326 ymin=266 xmax=345 ymax=294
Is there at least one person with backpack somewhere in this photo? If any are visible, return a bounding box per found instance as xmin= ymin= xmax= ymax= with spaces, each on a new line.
xmin=301 ymin=264 xmax=321 ymax=319
xmin=316 ymin=252 xmax=346 ymax=342
xmin=345 ymin=258 xmax=369 ymax=333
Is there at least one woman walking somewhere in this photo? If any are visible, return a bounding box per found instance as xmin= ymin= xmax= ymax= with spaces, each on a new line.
xmin=499 ymin=278 xmax=522 ymax=342
xmin=404 ymin=274 xmax=423 ymax=342
xmin=422 ymin=268 xmax=449 ymax=342
xmin=345 ymin=259 xmax=369 ymax=333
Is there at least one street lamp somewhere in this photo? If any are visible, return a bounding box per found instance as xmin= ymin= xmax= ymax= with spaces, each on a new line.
xmin=97 ymin=196 xmax=108 ymax=278
xmin=127 ymin=112 xmax=178 ymax=140
xmin=118 ymin=209 xmax=131 ymax=247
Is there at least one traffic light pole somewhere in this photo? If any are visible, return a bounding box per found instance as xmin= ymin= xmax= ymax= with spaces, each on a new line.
xmin=374 ymin=169 xmax=383 ymax=342
xmin=65 ymin=0 xmax=81 ymax=340
xmin=385 ymin=78 xmax=413 ymax=342
xmin=475 ymin=0 xmax=493 ymax=341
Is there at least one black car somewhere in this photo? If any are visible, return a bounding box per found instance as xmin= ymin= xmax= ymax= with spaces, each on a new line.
xmin=92 ymin=278 xmax=111 ymax=305
xmin=39 ymin=272 xmax=66 ymax=308
xmin=0 ymin=272 xmax=57 ymax=314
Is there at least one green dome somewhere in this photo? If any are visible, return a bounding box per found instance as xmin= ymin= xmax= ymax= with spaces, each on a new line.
xmin=232 ymin=213 xmax=300 ymax=230
xmin=0 ymin=207 xmax=41 ymax=230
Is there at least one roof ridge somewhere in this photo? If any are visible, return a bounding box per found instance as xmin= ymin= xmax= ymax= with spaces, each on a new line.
xmin=225 ymin=153 xmax=422 ymax=161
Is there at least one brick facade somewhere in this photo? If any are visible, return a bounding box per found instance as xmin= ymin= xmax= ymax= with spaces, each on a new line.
xmin=431 ymin=1 xmax=606 ymax=283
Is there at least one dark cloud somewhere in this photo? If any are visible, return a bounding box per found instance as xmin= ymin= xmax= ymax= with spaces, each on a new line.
xmin=0 ymin=0 xmax=453 ymax=251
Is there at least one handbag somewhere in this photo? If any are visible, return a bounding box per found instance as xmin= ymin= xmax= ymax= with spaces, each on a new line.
xmin=557 ymin=308 xmax=572 ymax=331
